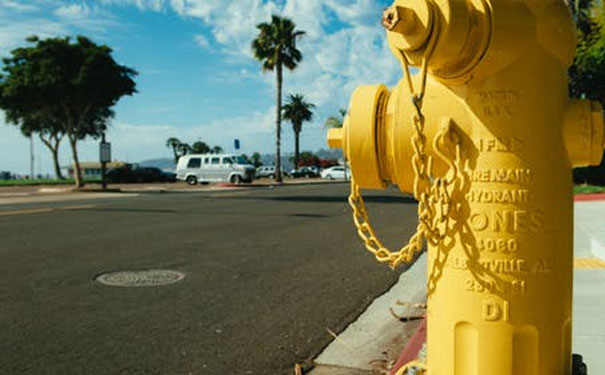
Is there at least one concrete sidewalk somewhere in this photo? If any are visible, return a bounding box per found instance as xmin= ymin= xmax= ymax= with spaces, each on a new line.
xmin=312 ymin=196 xmax=605 ymax=374
xmin=573 ymin=198 xmax=605 ymax=374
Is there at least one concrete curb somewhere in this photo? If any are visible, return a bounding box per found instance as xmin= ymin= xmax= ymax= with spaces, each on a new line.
xmin=574 ymin=193 xmax=605 ymax=202
xmin=310 ymin=254 xmax=427 ymax=374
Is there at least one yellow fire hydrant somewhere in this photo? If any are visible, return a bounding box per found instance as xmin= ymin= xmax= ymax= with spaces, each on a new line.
xmin=328 ymin=0 xmax=605 ymax=374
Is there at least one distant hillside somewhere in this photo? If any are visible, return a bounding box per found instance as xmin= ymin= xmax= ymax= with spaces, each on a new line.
xmin=316 ymin=148 xmax=343 ymax=161
xmin=138 ymin=158 xmax=176 ymax=171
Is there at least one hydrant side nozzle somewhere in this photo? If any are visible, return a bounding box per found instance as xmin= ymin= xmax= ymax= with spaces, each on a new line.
xmin=327 ymin=128 xmax=344 ymax=150
xmin=563 ymin=100 xmax=605 ymax=167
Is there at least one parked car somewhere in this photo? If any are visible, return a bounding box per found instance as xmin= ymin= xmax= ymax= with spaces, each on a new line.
xmin=106 ymin=165 xmax=139 ymax=183
xmin=256 ymin=165 xmax=288 ymax=178
xmin=0 ymin=171 xmax=13 ymax=180
xmin=320 ymin=166 xmax=347 ymax=180
xmin=176 ymin=154 xmax=255 ymax=185
xmin=106 ymin=166 xmax=175 ymax=183
xmin=289 ymin=166 xmax=320 ymax=178
xmin=140 ymin=167 xmax=176 ymax=182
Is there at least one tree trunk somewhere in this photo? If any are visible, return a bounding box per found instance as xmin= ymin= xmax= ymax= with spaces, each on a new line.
xmin=275 ymin=63 xmax=283 ymax=183
xmin=68 ymin=135 xmax=84 ymax=188
xmin=51 ymin=147 xmax=64 ymax=180
xmin=39 ymin=133 xmax=65 ymax=180
xmin=294 ymin=129 xmax=300 ymax=170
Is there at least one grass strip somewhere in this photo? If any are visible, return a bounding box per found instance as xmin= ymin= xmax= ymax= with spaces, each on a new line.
xmin=574 ymin=184 xmax=605 ymax=194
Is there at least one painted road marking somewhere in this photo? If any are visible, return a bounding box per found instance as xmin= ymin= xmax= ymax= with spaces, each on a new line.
xmin=62 ymin=204 xmax=96 ymax=210
xmin=0 ymin=207 xmax=54 ymax=216
xmin=574 ymin=257 xmax=605 ymax=269
xmin=0 ymin=192 xmax=30 ymax=197
xmin=0 ymin=205 xmax=96 ymax=216
xmin=209 ymin=191 xmax=251 ymax=198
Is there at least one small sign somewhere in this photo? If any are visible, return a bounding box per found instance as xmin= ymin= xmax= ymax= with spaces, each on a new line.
xmin=234 ymin=139 xmax=240 ymax=150
xmin=100 ymin=142 xmax=111 ymax=163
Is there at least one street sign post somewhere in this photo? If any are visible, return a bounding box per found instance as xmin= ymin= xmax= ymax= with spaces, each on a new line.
xmin=100 ymin=142 xmax=111 ymax=163
xmin=100 ymin=135 xmax=111 ymax=190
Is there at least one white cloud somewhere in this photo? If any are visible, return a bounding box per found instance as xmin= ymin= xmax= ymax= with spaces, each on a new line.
xmin=84 ymin=0 xmax=401 ymax=157
xmin=0 ymin=0 xmax=40 ymax=13
xmin=53 ymin=3 xmax=122 ymax=34
xmin=0 ymin=17 xmax=67 ymax=57
xmin=99 ymin=0 xmax=165 ymax=12
xmin=282 ymin=0 xmax=326 ymax=38
xmin=150 ymin=0 xmax=399 ymax=112
xmin=54 ymin=3 xmax=90 ymax=18
xmin=0 ymin=2 xmax=123 ymax=58
xmin=0 ymin=0 xmax=401 ymax=171
xmin=193 ymin=33 xmax=209 ymax=48
xmin=325 ymin=0 xmax=383 ymax=26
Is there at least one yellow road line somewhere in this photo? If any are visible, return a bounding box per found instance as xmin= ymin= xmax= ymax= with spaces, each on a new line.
xmin=0 ymin=204 xmax=96 ymax=216
xmin=0 ymin=207 xmax=54 ymax=216
xmin=209 ymin=192 xmax=251 ymax=198
xmin=62 ymin=204 xmax=96 ymax=210
xmin=574 ymin=257 xmax=605 ymax=269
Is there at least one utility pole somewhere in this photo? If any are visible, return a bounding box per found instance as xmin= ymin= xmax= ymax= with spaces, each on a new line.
xmin=30 ymin=135 xmax=34 ymax=179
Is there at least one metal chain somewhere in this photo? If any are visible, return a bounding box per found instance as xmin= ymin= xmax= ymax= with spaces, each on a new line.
xmin=347 ymin=13 xmax=465 ymax=269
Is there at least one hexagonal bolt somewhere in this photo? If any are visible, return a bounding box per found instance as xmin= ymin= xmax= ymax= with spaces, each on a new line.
xmin=382 ymin=5 xmax=416 ymax=34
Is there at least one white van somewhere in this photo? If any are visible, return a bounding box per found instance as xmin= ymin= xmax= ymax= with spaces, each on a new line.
xmin=175 ymin=154 xmax=255 ymax=185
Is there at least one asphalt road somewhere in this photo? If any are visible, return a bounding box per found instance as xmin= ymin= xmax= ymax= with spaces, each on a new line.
xmin=0 ymin=183 xmax=419 ymax=375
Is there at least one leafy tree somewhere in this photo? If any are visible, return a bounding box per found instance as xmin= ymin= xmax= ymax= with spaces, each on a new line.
xmin=294 ymin=151 xmax=320 ymax=167
xmin=282 ymin=93 xmax=314 ymax=169
xmin=0 ymin=35 xmax=137 ymax=188
xmin=568 ymin=1 xmax=605 ymax=184
xmin=192 ymin=141 xmax=211 ymax=154
xmin=251 ymin=152 xmax=262 ymax=167
xmin=568 ymin=2 xmax=605 ymax=105
xmin=166 ymin=137 xmax=182 ymax=163
xmin=252 ymin=15 xmax=305 ymax=182
xmin=211 ymin=145 xmax=223 ymax=154
xmin=324 ymin=108 xmax=347 ymax=129
xmin=324 ymin=108 xmax=349 ymax=179
xmin=568 ymin=0 xmax=600 ymax=36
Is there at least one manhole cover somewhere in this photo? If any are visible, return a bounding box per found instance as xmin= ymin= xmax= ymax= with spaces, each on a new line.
xmin=95 ymin=269 xmax=186 ymax=287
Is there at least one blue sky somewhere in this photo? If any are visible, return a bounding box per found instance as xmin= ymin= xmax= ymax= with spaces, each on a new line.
xmin=0 ymin=0 xmax=399 ymax=175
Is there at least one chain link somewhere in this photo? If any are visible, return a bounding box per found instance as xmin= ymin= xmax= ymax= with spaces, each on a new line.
xmin=347 ymin=12 xmax=466 ymax=269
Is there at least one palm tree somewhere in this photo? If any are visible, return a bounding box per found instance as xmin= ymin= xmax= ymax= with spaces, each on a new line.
xmin=252 ymin=15 xmax=305 ymax=182
xmin=251 ymin=152 xmax=262 ymax=167
xmin=282 ymin=94 xmax=314 ymax=170
xmin=166 ymin=137 xmax=181 ymax=163
xmin=177 ymin=143 xmax=192 ymax=157
xmin=324 ymin=108 xmax=349 ymax=179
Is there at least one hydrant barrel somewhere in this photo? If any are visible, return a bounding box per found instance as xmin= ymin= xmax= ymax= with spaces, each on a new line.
xmin=328 ymin=0 xmax=605 ymax=374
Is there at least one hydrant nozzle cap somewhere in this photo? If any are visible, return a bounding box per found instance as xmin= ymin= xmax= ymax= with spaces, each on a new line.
xmin=327 ymin=128 xmax=344 ymax=149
